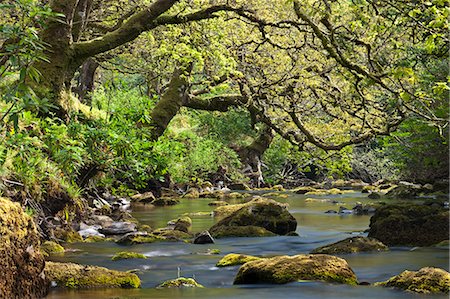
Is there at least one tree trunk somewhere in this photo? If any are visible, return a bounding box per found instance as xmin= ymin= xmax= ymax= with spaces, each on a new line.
xmin=34 ymin=0 xmax=84 ymax=117
xmin=235 ymin=125 xmax=274 ymax=187
xmin=74 ymin=58 xmax=99 ymax=105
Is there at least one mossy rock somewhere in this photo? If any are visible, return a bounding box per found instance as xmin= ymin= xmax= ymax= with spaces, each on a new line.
xmin=234 ymin=254 xmax=358 ymax=285
xmin=0 ymin=197 xmax=48 ymax=298
xmin=311 ymin=237 xmax=388 ymax=254
xmin=45 ymin=261 xmax=140 ymax=288
xmin=112 ymin=251 xmax=147 ymax=261
xmin=83 ymin=235 xmax=113 ymax=243
xmin=171 ymin=216 xmax=192 ymax=233
xmin=183 ymin=188 xmax=200 ymax=199
xmin=156 ymin=277 xmax=204 ymax=288
xmin=213 ymin=197 xmax=289 ymax=219
xmin=151 ymin=197 xmax=180 ymax=206
xmin=368 ymin=204 xmax=449 ymax=246
xmin=41 ymin=241 xmax=65 ymax=256
xmin=130 ymin=191 xmax=156 ymax=203
xmin=210 ymin=225 xmax=276 ymax=238
xmin=293 ymin=186 xmax=318 ymax=194
xmin=54 ymin=228 xmax=83 ymax=243
xmin=384 ymin=185 xmax=421 ymax=199
xmin=116 ymin=232 xmax=166 ymax=245
xmin=375 ymin=267 xmax=450 ymax=293
xmin=216 ymin=253 xmax=262 ymax=267
xmin=152 ymin=228 xmax=192 ymax=240
xmin=210 ymin=199 xmax=296 ymax=235
xmin=262 ymin=192 xmax=289 ymax=199
xmin=207 ymin=249 xmax=221 ymax=255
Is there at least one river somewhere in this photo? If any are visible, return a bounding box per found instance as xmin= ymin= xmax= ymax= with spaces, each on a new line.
xmin=46 ymin=191 xmax=449 ymax=299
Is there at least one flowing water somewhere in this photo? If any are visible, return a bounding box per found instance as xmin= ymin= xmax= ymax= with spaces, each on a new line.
xmin=47 ymin=191 xmax=449 ymax=299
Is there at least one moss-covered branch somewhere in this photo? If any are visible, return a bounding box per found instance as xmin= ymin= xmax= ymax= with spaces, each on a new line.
xmin=74 ymin=0 xmax=179 ymax=58
xmin=73 ymin=3 xmax=244 ymax=59
xmin=149 ymin=65 xmax=192 ymax=139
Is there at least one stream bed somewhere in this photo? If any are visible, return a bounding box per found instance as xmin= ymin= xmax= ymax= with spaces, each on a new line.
xmin=47 ymin=191 xmax=449 ymax=299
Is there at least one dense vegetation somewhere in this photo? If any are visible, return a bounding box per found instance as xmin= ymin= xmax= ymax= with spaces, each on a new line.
xmin=0 ymin=0 xmax=448 ymax=221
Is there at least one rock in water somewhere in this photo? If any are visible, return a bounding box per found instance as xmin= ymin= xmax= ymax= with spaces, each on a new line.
xmin=193 ymin=230 xmax=215 ymax=244
xmin=157 ymin=277 xmax=204 ymax=288
xmin=368 ymin=204 xmax=449 ymax=246
xmin=311 ymin=236 xmax=388 ymax=254
xmin=234 ymin=254 xmax=357 ymax=285
xmin=216 ymin=254 xmax=261 ymax=267
xmin=99 ymin=221 xmax=136 ymax=235
xmin=210 ymin=200 xmax=297 ymax=236
xmin=0 ymin=197 xmax=48 ymax=298
xmin=375 ymin=267 xmax=450 ymax=293
xmin=45 ymin=261 xmax=140 ymax=288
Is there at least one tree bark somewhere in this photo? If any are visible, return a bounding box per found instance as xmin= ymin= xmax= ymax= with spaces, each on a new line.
xmin=73 ymin=57 xmax=99 ymax=105
xmin=235 ymin=125 xmax=274 ymax=187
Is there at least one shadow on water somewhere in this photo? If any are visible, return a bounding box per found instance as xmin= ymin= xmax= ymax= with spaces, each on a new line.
xmin=46 ymin=191 xmax=449 ymax=299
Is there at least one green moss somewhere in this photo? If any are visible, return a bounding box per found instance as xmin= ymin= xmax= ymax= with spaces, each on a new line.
xmin=208 ymin=249 xmax=221 ymax=254
xmin=116 ymin=234 xmax=166 ymax=245
xmin=45 ymin=261 xmax=141 ymax=289
xmin=83 ymin=236 xmax=113 ymax=243
xmin=112 ymin=251 xmax=147 ymax=261
xmin=54 ymin=228 xmax=83 ymax=243
xmin=216 ymin=253 xmax=262 ymax=267
xmin=262 ymin=192 xmax=289 ymax=198
xmin=375 ymin=267 xmax=450 ymax=293
xmin=234 ymin=254 xmax=358 ymax=285
xmin=41 ymin=241 xmax=65 ymax=255
xmin=156 ymin=277 xmax=204 ymax=288
xmin=172 ymin=216 xmax=192 ymax=233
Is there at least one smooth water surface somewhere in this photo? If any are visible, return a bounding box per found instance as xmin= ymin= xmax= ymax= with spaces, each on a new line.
xmin=47 ymin=191 xmax=449 ymax=299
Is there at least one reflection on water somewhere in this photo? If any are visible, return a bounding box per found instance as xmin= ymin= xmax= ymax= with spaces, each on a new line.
xmin=46 ymin=191 xmax=449 ymax=299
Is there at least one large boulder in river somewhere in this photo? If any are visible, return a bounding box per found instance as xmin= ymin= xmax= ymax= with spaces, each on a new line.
xmin=45 ymin=261 xmax=140 ymax=288
xmin=375 ymin=267 xmax=450 ymax=294
xmin=384 ymin=183 xmax=422 ymax=198
xmin=311 ymin=236 xmax=388 ymax=254
xmin=0 ymin=197 xmax=48 ymax=298
xmin=210 ymin=225 xmax=276 ymax=238
xmin=234 ymin=254 xmax=357 ymax=285
xmin=213 ymin=197 xmax=289 ymax=218
xmin=216 ymin=253 xmax=262 ymax=267
xmin=210 ymin=199 xmax=296 ymax=236
xmin=368 ymin=204 xmax=449 ymax=246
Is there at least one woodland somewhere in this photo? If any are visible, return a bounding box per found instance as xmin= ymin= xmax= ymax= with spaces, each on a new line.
xmin=0 ymin=0 xmax=449 ymax=298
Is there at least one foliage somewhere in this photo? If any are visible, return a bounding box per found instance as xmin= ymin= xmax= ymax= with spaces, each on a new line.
xmin=0 ymin=0 xmax=62 ymax=127
xmin=263 ymin=137 xmax=353 ymax=184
